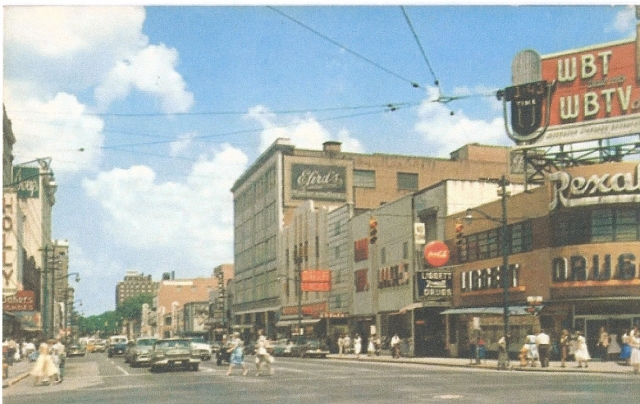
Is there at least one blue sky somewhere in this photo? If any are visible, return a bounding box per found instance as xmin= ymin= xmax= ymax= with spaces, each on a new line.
xmin=3 ymin=5 xmax=636 ymax=315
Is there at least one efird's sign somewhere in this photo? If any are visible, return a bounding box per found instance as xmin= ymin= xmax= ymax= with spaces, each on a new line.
xmin=517 ymin=39 xmax=640 ymax=148
xmin=290 ymin=163 xmax=346 ymax=201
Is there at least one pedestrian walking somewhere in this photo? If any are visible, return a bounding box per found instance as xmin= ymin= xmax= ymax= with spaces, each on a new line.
xmin=630 ymin=327 xmax=640 ymax=375
xmin=536 ymin=329 xmax=551 ymax=368
xmin=525 ymin=331 xmax=539 ymax=367
xmin=607 ymin=331 xmax=621 ymax=362
xmin=559 ymin=329 xmax=570 ymax=368
xmin=226 ymin=332 xmax=248 ymax=376
xmin=574 ymin=331 xmax=590 ymax=368
xmin=597 ymin=326 xmax=609 ymax=361
xmin=620 ymin=329 xmax=632 ymax=365
xmin=391 ymin=334 xmax=401 ymax=359
xmin=497 ymin=334 xmax=509 ymax=370
xmin=337 ymin=335 xmax=344 ymax=357
xmin=343 ymin=334 xmax=352 ymax=355
xmin=354 ymin=334 xmax=362 ymax=358
xmin=367 ymin=337 xmax=375 ymax=357
xmin=30 ymin=342 xmax=59 ymax=386
xmin=254 ymin=332 xmax=274 ymax=376
xmin=52 ymin=339 xmax=65 ymax=382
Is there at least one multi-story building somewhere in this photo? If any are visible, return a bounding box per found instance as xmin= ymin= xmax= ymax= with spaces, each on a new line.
xmin=3 ymin=106 xmax=58 ymax=339
xmin=115 ymin=270 xmax=158 ymax=307
xmin=443 ymin=161 xmax=640 ymax=358
xmin=231 ymin=138 xmax=515 ymax=339
xmin=152 ymin=276 xmax=218 ymax=338
xmin=348 ymin=179 xmax=525 ymax=357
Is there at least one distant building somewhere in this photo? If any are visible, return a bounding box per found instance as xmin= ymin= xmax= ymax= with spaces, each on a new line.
xmin=115 ymin=270 xmax=158 ymax=307
xmin=231 ymin=138 xmax=515 ymax=337
xmin=152 ymin=276 xmax=218 ymax=338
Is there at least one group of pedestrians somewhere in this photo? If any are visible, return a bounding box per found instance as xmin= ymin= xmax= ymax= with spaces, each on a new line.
xmin=225 ymin=330 xmax=274 ymax=377
xmin=337 ymin=333 xmax=387 ymax=358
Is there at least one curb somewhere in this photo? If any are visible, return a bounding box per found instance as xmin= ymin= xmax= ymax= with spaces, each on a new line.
xmin=327 ymin=355 xmax=633 ymax=375
xmin=2 ymin=371 xmax=30 ymax=388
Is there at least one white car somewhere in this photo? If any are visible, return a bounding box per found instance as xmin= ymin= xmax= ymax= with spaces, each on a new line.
xmin=188 ymin=336 xmax=212 ymax=361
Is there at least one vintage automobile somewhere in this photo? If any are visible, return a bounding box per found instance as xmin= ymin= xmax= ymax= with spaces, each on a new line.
xmin=107 ymin=335 xmax=129 ymax=357
xmin=67 ymin=342 xmax=87 ymax=357
xmin=94 ymin=339 xmax=107 ymax=353
xmin=187 ymin=336 xmax=212 ymax=361
xmin=272 ymin=339 xmax=296 ymax=357
xmin=149 ymin=338 xmax=201 ymax=372
xmin=290 ymin=338 xmax=330 ymax=358
xmin=125 ymin=337 xmax=157 ymax=367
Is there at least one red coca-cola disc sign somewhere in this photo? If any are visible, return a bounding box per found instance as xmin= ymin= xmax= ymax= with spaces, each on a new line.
xmin=424 ymin=241 xmax=450 ymax=267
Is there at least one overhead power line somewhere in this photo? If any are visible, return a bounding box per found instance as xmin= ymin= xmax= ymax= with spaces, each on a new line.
xmin=267 ymin=6 xmax=422 ymax=90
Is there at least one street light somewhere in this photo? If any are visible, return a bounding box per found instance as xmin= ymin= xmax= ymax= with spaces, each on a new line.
xmin=464 ymin=175 xmax=511 ymax=347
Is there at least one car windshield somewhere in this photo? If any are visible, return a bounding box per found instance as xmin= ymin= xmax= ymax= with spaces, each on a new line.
xmin=188 ymin=337 xmax=205 ymax=343
xmin=157 ymin=340 xmax=189 ymax=349
xmin=137 ymin=339 xmax=157 ymax=346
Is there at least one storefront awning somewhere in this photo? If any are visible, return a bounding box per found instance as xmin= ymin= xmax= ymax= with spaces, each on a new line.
xmin=275 ymin=318 xmax=321 ymax=327
xmin=440 ymin=305 xmax=542 ymax=316
xmin=234 ymin=306 xmax=281 ymax=315
xmin=399 ymin=302 xmax=424 ymax=313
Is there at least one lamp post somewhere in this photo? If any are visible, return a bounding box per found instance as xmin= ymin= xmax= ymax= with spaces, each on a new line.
xmin=464 ymin=175 xmax=511 ymax=344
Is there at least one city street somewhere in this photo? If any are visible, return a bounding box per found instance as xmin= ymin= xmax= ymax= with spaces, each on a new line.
xmin=4 ymin=353 xmax=640 ymax=404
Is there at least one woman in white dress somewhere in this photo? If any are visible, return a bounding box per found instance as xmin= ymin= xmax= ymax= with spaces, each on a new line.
xmin=574 ymin=331 xmax=591 ymax=368
xmin=525 ymin=331 xmax=539 ymax=367
xmin=353 ymin=334 xmax=362 ymax=358
xmin=607 ymin=332 xmax=621 ymax=362
xmin=30 ymin=342 xmax=59 ymax=385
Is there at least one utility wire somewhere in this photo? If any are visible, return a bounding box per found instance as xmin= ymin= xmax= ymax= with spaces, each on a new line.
xmin=267 ymin=6 xmax=421 ymax=90
xmin=400 ymin=6 xmax=442 ymax=98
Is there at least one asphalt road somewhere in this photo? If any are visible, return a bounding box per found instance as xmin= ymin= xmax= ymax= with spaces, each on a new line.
xmin=4 ymin=352 xmax=639 ymax=404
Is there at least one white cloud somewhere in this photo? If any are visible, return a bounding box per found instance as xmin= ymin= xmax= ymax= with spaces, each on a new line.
xmin=82 ymin=144 xmax=247 ymax=269
xmin=611 ymin=5 xmax=636 ymax=35
xmin=5 ymin=91 xmax=104 ymax=174
xmin=245 ymin=105 xmax=365 ymax=153
xmin=4 ymin=6 xmax=193 ymax=150
xmin=95 ymin=44 xmax=194 ymax=114
xmin=415 ymin=87 xmax=506 ymax=157
xmin=169 ymin=132 xmax=197 ymax=157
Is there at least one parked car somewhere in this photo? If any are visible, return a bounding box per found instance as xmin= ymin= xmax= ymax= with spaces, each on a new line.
xmin=94 ymin=339 xmax=107 ymax=353
xmin=272 ymin=339 xmax=296 ymax=357
xmin=187 ymin=336 xmax=212 ymax=361
xmin=107 ymin=335 xmax=128 ymax=357
xmin=149 ymin=338 xmax=201 ymax=372
xmin=67 ymin=342 xmax=87 ymax=357
xmin=290 ymin=338 xmax=330 ymax=358
xmin=125 ymin=337 xmax=157 ymax=367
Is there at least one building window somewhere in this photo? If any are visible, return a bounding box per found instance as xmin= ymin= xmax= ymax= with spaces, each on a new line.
xmin=553 ymin=207 xmax=640 ymax=246
xmin=380 ymin=247 xmax=386 ymax=265
xmin=354 ymin=170 xmax=376 ymax=188
xmin=460 ymin=221 xmax=532 ymax=263
xmin=334 ymin=222 xmax=341 ymax=236
xmin=403 ymin=241 xmax=409 ymax=260
xmin=397 ymin=172 xmax=418 ymax=190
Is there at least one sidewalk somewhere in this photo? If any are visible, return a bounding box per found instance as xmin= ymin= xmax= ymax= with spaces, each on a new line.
xmin=328 ymin=353 xmax=638 ymax=375
xmin=2 ymin=359 xmax=33 ymax=388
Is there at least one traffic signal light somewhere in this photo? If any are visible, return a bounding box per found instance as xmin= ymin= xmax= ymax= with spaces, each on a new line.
xmin=369 ymin=216 xmax=378 ymax=244
xmin=455 ymin=220 xmax=464 ymax=246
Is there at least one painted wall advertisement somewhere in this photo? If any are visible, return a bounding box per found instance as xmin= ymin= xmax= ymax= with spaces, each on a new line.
xmin=290 ymin=163 xmax=347 ymax=201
